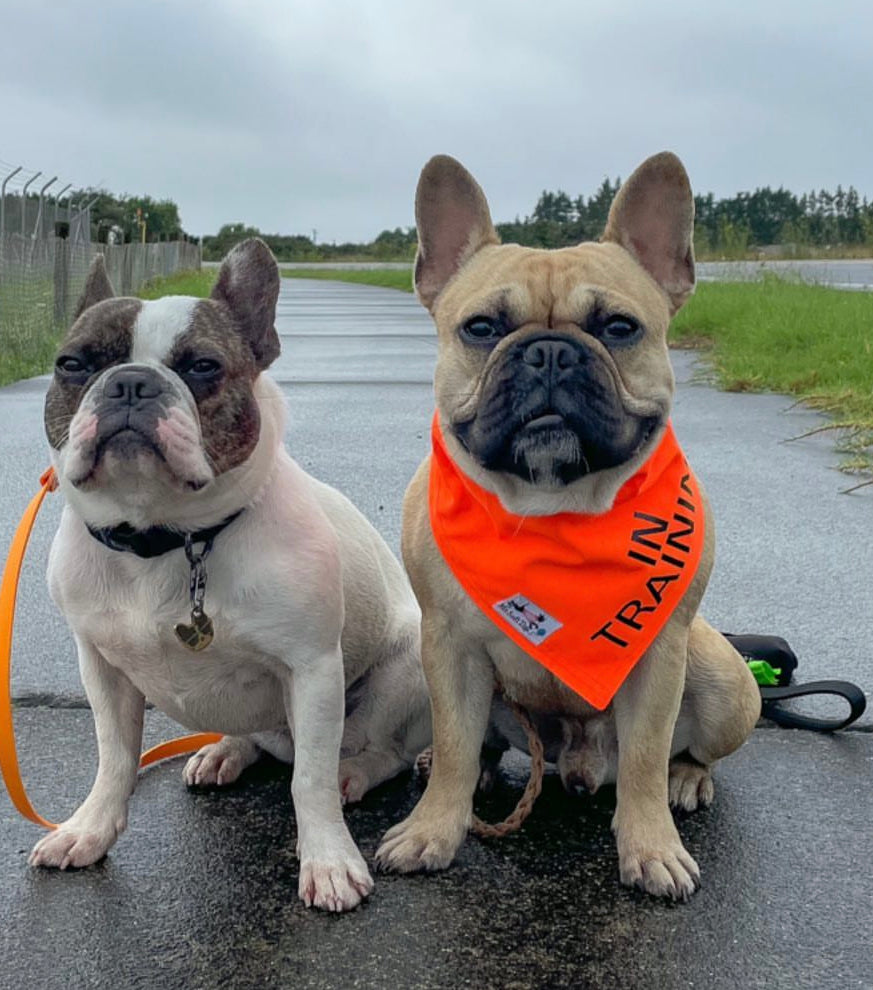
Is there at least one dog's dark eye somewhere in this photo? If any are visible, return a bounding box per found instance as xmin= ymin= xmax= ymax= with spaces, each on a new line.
xmin=602 ymin=316 xmax=642 ymax=345
xmin=55 ymin=355 xmax=87 ymax=375
xmin=461 ymin=316 xmax=501 ymax=344
xmin=186 ymin=358 xmax=222 ymax=378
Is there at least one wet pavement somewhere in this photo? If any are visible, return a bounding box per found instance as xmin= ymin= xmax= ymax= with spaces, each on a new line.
xmin=1 ymin=279 xmax=871 ymax=990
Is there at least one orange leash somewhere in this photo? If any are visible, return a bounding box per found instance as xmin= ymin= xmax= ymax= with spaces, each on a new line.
xmin=0 ymin=468 xmax=222 ymax=829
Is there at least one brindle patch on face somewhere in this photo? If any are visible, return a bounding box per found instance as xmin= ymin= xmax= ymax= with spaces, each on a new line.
xmin=166 ymin=299 xmax=262 ymax=474
xmin=44 ymin=298 xmax=142 ymax=450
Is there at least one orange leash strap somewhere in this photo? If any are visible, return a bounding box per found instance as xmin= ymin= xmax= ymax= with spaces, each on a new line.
xmin=0 ymin=468 xmax=222 ymax=830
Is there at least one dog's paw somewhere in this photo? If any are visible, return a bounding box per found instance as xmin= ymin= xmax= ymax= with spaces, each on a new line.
xmin=375 ymin=810 xmax=467 ymax=873
xmin=298 ymin=846 xmax=374 ymax=912
xmin=183 ymin=737 xmax=258 ymax=788
xmin=616 ymin=824 xmax=701 ymax=902
xmin=669 ymin=758 xmax=714 ymax=812
xmin=29 ymin=819 xmax=121 ymax=870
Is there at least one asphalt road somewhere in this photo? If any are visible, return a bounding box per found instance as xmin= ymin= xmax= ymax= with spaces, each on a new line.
xmin=1 ymin=279 xmax=871 ymax=990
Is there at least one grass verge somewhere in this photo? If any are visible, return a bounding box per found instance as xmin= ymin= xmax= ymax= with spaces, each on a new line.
xmin=137 ymin=268 xmax=217 ymax=299
xmin=672 ymin=278 xmax=873 ymax=471
xmin=0 ymin=282 xmax=61 ymax=386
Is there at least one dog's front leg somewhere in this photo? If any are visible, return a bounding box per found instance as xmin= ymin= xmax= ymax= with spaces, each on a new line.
xmin=612 ymin=618 xmax=700 ymax=901
xmin=29 ymin=636 xmax=144 ymax=869
xmin=286 ymin=649 xmax=373 ymax=912
xmin=375 ymin=610 xmax=494 ymax=873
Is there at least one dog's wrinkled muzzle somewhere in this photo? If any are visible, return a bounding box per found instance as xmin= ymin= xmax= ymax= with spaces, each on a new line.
xmin=455 ymin=334 xmax=662 ymax=485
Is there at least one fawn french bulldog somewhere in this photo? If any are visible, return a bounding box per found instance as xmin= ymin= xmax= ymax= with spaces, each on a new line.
xmin=376 ymin=153 xmax=760 ymax=901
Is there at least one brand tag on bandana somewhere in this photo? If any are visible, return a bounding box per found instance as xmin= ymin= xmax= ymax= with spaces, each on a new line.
xmin=428 ymin=415 xmax=706 ymax=710
xmin=493 ymin=595 xmax=563 ymax=644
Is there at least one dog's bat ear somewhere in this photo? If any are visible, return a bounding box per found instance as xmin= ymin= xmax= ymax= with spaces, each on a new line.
xmin=602 ymin=152 xmax=695 ymax=315
xmin=211 ymin=238 xmax=281 ymax=370
xmin=73 ymin=254 xmax=115 ymax=320
xmin=414 ymin=155 xmax=500 ymax=311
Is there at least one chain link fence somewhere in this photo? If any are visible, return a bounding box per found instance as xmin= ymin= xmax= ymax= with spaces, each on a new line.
xmin=0 ymin=164 xmax=200 ymax=385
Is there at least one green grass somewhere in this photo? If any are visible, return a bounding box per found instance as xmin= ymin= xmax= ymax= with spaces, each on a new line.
xmin=137 ymin=268 xmax=217 ymax=299
xmin=280 ymin=267 xmax=413 ymax=291
xmin=671 ymin=279 xmax=873 ymax=468
xmin=671 ymin=279 xmax=873 ymax=413
xmin=0 ymin=282 xmax=61 ymax=386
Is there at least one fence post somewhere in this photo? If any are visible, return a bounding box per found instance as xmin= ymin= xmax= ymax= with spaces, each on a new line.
xmin=53 ymin=232 xmax=69 ymax=327
xmin=52 ymin=183 xmax=71 ymax=234
xmin=35 ymin=176 xmax=57 ymax=240
xmin=0 ymin=165 xmax=22 ymax=247
xmin=20 ymin=171 xmax=41 ymax=236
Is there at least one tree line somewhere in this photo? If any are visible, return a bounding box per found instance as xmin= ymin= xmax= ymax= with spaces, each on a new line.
xmin=68 ymin=179 xmax=873 ymax=259
xmin=203 ymin=179 xmax=873 ymax=263
xmin=501 ymin=179 xmax=873 ymax=258
xmin=80 ymin=190 xmax=190 ymax=243
xmin=201 ymin=222 xmax=417 ymax=262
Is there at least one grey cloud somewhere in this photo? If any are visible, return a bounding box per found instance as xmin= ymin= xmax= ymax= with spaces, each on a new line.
xmin=2 ymin=0 xmax=871 ymax=241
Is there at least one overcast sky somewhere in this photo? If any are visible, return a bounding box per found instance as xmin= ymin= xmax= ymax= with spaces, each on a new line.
xmin=1 ymin=0 xmax=870 ymax=242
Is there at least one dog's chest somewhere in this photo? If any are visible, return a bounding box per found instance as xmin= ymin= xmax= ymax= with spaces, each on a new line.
xmin=459 ymin=596 xmax=598 ymax=717
xmin=51 ymin=541 xmax=290 ymax=733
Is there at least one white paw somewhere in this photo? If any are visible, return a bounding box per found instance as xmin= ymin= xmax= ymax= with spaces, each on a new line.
xmin=183 ymin=737 xmax=257 ymax=788
xmin=298 ymin=846 xmax=374 ymax=912
xmin=375 ymin=809 xmax=467 ymax=874
xmin=616 ymin=823 xmax=701 ymax=902
xmin=669 ymin=759 xmax=715 ymax=812
xmin=29 ymin=816 xmax=123 ymax=870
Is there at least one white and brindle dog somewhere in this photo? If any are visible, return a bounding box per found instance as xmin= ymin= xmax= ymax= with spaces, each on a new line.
xmin=30 ymin=239 xmax=430 ymax=912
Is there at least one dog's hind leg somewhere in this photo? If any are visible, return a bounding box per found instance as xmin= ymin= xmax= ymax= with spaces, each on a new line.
xmin=183 ymin=735 xmax=262 ymax=788
xmin=338 ymin=645 xmax=432 ymax=804
xmin=668 ymin=617 xmax=760 ymax=812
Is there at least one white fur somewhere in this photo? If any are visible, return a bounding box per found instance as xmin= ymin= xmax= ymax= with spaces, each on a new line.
xmin=131 ymin=295 xmax=199 ymax=363
xmin=32 ymin=373 xmax=430 ymax=913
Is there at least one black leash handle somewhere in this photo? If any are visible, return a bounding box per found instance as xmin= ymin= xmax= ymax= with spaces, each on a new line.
xmin=760 ymin=680 xmax=867 ymax=733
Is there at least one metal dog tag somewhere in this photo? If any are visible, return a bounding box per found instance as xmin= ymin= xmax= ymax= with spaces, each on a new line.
xmin=175 ymin=610 xmax=214 ymax=652
xmin=175 ymin=534 xmax=215 ymax=652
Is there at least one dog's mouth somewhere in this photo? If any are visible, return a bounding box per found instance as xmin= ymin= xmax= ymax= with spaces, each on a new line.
xmin=68 ymin=426 xmax=163 ymax=487
xmin=521 ymin=412 xmax=566 ymax=431
xmin=94 ymin=424 xmax=166 ymax=467
xmin=70 ymin=424 xmax=208 ymax=492
xmin=456 ymin=406 xmax=662 ymax=487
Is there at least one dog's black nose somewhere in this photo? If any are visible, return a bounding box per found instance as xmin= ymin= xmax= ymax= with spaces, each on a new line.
xmin=104 ymin=368 xmax=163 ymax=405
xmin=522 ymin=338 xmax=579 ymax=372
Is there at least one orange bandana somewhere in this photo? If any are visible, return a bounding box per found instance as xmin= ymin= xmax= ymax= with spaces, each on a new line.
xmin=429 ymin=416 xmax=705 ymax=710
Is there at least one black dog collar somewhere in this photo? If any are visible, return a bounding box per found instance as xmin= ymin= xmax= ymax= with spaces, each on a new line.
xmin=87 ymin=510 xmax=244 ymax=559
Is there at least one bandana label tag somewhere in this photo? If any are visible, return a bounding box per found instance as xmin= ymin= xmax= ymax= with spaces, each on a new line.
xmin=493 ymin=594 xmax=563 ymax=645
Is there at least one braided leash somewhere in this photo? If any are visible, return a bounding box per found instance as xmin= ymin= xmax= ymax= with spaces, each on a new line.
xmin=416 ymin=697 xmax=545 ymax=839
